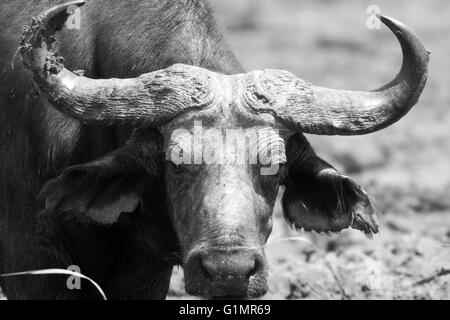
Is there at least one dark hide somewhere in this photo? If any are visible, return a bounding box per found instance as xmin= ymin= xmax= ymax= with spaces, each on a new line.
xmin=0 ymin=0 xmax=242 ymax=299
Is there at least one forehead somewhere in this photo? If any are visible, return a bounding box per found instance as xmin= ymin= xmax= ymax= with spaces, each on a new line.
xmin=160 ymin=72 xmax=290 ymax=173
xmin=164 ymin=120 xmax=287 ymax=173
xmin=161 ymin=109 xmax=290 ymax=153
xmin=160 ymin=73 xmax=290 ymax=134
xmin=159 ymin=68 xmax=296 ymax=156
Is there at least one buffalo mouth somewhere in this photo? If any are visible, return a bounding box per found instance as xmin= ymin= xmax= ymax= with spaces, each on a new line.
xmin=184 ymin=276 xmax=269 ymax=300
xmin=183 ymin=247 xmax=269 ymax=299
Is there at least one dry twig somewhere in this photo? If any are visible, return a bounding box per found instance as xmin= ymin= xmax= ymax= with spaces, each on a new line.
xmin=413 ymin=268 xmax=450 ymax=286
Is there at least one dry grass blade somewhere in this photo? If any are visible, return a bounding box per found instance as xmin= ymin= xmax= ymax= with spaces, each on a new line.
xmin=265 ymin=236 xmax=314 ymax=247
xmin=300 ymin=280 xmax=331 ymax=300
xmin=324 ymin=261 xmax=351 ymax=300
xmin=413 ymin=268 xmax=450 ymax=286
xmin=0 ymin=269 xmax=107 ymax=300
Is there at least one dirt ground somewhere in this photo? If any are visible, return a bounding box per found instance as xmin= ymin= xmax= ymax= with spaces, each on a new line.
xmin=1 ymin=0 xmax=449 ymax=300
xmin=167 ymin=0 xmax=450 ymax=300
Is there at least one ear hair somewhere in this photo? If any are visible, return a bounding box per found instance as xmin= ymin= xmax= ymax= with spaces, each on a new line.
xmin=281 ymin=133 xmax=379 ymax=236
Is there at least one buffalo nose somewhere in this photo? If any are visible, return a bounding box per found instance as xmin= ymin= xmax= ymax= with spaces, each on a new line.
xmin=200 ymin=250 xmax=259 ymax=280
xmin=184 ymin=248 xmax=267 ymax=297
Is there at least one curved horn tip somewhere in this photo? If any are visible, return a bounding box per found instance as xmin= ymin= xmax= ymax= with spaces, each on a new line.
xmin=377 ymin=14 xmax=426 ymax=47
xmin=21 ymin=1 xmax=85 ymax=47
xmin=20 ymin=1 xmax=86 ymax=72
xmin=41 ymin=0 xmax=86 ymax=30
xmin=43 ymin=0 xmax=86 ymax=15
xmin=377 ymin=14 xmax=430 ymax=64
xmin=376 ymin=14 xmax=406 ymax=30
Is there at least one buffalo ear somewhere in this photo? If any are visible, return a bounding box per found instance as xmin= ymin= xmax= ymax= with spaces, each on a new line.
xmin=39 ymin=156 xmax=145 ymax=225
xmin=281 ymin=134 xmax=379 ymax=236
xmin=282 ymin=168 xmax=379 ymax=236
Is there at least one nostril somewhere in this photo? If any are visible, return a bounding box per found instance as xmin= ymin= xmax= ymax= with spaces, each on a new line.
xmin=247 ymin=258 xmax=260 ymax=278
xmin=199 ymin=255 xmax=217 ymax=279
xmin=198 ymin=251 xmax=261 ymax=280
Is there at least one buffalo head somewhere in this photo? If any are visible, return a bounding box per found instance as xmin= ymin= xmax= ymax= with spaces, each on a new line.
xmin=21 ymin=1 xmax=429 ymax=298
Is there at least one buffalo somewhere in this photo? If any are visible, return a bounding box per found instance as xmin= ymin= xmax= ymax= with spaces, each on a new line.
xmin=0 ymin=0 xmax=428 ymax=299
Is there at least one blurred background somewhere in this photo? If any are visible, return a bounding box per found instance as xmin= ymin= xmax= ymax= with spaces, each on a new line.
xmin=169 ymin=0 xmax=450 ymax=299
